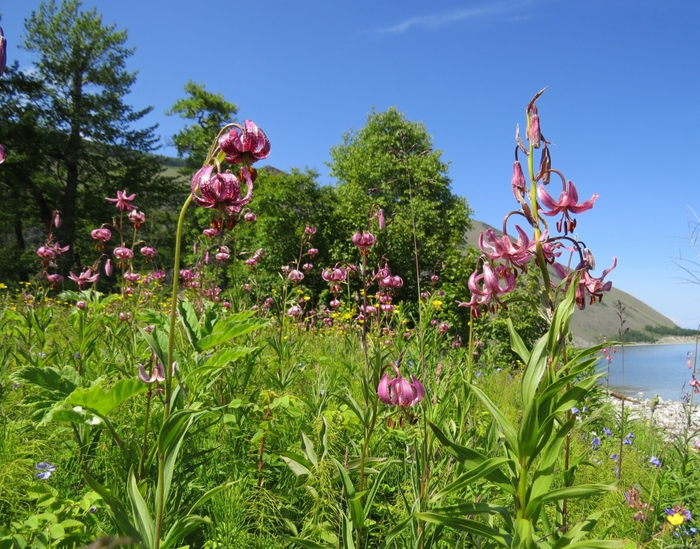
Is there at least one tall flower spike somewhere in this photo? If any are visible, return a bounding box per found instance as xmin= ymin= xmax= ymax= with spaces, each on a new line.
xmin=218 ymin=120 xmax=271 ymax=166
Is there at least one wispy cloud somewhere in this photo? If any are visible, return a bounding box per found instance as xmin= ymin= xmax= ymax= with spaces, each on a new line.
xmin=372 ymin=1 xmax=532 ymax=34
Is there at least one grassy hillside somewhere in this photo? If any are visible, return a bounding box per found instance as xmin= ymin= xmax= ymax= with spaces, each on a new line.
xmin=465 ymin=220 xmax=677 ymax=346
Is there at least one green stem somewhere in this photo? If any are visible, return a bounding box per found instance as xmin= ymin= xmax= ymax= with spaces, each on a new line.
xmin=166 ymin=194 xmax=193 ymax=417
xmin=155 ymin=194 xmax=192 ymax=549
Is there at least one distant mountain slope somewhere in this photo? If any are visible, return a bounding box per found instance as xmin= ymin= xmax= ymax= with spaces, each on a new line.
xmin=464 ymin=220 xmax=676 ymax=346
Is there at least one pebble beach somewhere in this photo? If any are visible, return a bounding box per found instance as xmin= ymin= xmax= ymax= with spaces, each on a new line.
xmin=607 ymin=392 xmax=700 ymax=441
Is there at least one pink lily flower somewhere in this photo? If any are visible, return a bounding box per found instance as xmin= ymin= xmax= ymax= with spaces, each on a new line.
xmin=377 ymin=365 xmax=425 ymax=407
xmin=190 ymin=166 xmax=253 ymax=215
xmin=478 ymin=226 xmax=532 ymax=270
xmin=46 ymin=273 xmax=64 ymax=285
xmin=218 ymin=120 xmax=271 ymax=166
xmin=68 ymin=268 xmax=99 ymax=290
xmin=113 ymin=247 xmax=134 ymax=260
xmin=537 ymin=181 xmax=598 ymax=234
xmin=140 ymin=246 xmax=157 ymax=259
xmin=106 ymin=190 xmax=136 ymax=211
xmin=138 ymin=362 xmax=165 ymax=384
xmin=458 ymin=263 xmax=517 ymax=315
xmin=577 ymin=256 xmax=617 ymax=308
xmin=128 ymin=209 xmax=146 ymax=228
xmin=91 ymin=228 xmax=112 ymax=242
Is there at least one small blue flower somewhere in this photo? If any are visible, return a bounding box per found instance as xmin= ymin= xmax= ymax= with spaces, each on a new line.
xmin=476 ymin=371 xmax=482 ymax=378
xmin=571 ymin=407 xmax=580 ymax=415
xmin=610 ymin=453 xmax=618 ymax=460
xmin=320 ymin=389 xmax=325 ymax=395
xmin=650 ymin=456 xmax=661 ymax=467
xmin=75 ymin=353 xmax=82 ymax=359
xmin=603 ymin=427 xmax=612 ymax=436
xmin=35 ymin=462 xmax=56 ymax=480
xmin=627 ymin=432 xmax=635 ymax=439
xmin=624 ymin=438 xmax=632 ymax=445
xmin=39 ymin=352 xmax=46 ymax=359
xmin=582 ymin=406 xmax=588 ymax=413
xmin=592 ymin=437 xmax=601 ymax=450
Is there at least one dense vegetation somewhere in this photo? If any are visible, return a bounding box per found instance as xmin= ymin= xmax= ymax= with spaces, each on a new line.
xmin=2 ymin=3 xmax=700 ymax=549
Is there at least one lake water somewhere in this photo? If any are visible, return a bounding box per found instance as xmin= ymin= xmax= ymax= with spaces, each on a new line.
xmin=597 ymin=343 xmax=700 ymax=402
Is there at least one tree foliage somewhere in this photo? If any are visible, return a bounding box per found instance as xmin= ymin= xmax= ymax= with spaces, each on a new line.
xmin=166 ymin=81 xmax=239 ymax=170
xmin=328 ymin=108 xmax=472 ymax=300
xmin=0 ymin=0 xmax=174 ymax=279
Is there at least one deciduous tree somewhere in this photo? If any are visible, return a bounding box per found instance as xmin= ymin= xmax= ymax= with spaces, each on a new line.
xmin=328 ymin=108 xmax=472 ymax=300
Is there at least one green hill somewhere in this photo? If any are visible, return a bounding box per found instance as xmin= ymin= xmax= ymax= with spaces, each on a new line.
xmin=465 ymin=220 xmax=681 ymax=346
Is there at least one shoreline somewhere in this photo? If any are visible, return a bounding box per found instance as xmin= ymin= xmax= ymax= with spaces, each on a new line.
xmin=605 ymin=392 xmax=700 ymax=441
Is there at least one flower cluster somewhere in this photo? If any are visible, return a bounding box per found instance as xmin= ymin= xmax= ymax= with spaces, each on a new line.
xmin=190 ymin=120 xmax=270 ymax=234
xmin=459 ymin=90 xmax=615 ymax=316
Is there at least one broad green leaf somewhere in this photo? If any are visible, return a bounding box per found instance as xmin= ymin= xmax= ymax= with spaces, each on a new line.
xmin=188 ymin=482 xmax=235 ymax=515
xmin=301 ymin=431 xmax=318 ymax=467
xmin=507 ymin=318 xmax=530 ymax=364
xmin=159 ymin=409 xmax=198 ymax=510
xmin=469 ymin=384 xmax=517 ymax=451
xmin=178 ymin=301 xmax=202 ymax=349
xmin=415 ymin=512 xmax=510 ymax=547
xmin=197 ymin=312 xmax=268 ymax=350
xmin=160 ymin=514 xmax=210 ymax=549
xmin=520 ymin=336 xmax=548 ymax=407
xmin=429 ymin=502 xmax=512 ymax=529
xmin=280 ymin=453 xmax=312 ymax=485
xmin=65 ymin=378 xmax=147 ymax=417
xmin=12 ymin=366 xmax=77 ymax=396
xmin=341 ymin=514 xmax=356 ymax=549
xmin=140 ymin=327 xmax=169 ymax=368
xmin=528 ymin=484 xmax=616 ymax=514
xmin=364 ymin=459 xmax=397 ymax=519
xmin=565 ymin=542 xmax=625 ymax=549
xmin=432 ymin=457 xmax=510 ymax=501
xmin=512 ymin=518 xmax=537 ymax=549
xmin=127 ymin=469 xmax=154 ymax=549
xmin=526 ymin=419 xmax=574 ymax=518
xmin=547 ymin=281 xmax=577 ymax=359
xmin=517 ymin=399 xmax=540 ymax=460
xmin=285 ymin=537 xmax=329 ymax=549
xmin=49 ymin=523 xmax=65 ymax=540
xmin=376 ymin=517 xmax=413 ymax=549
xmin=319 ymin=415 xmax=328 ymax=461
xmin=332 ymin=458 xmax=364 ymax=530
xmin=185 ymin=347 xmax=257 ymax=381
xmin=335 ymin=391 xmax=365 ymax=424
xmin=428 ymin=422 xmax=515 ymax=493
xmin=83 ymin=473 xmax=140 ymax=541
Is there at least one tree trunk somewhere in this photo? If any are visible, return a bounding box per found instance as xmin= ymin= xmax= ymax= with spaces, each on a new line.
xmin=59 ymin=67 xmax=84 ymax=270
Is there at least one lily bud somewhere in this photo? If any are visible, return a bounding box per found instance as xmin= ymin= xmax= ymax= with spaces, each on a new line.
xmin=105 ymin=258 xmax=113 ymax=276
xmin=377 ymin=208 xmax=385 ymax=230
xmin=0 ymin=26 xmax=6 ymax=76
xmin=53 ymin=211 xmax=61 ymax=229
xmin=528 ymin=106 xmax=541 ymax=148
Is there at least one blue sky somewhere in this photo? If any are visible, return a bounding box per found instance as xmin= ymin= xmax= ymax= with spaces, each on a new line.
xmin=3 ymin=0 xmax=700 ymax=327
